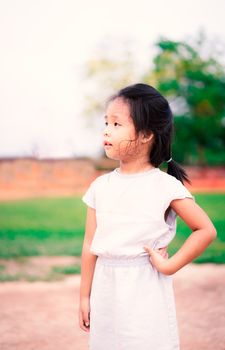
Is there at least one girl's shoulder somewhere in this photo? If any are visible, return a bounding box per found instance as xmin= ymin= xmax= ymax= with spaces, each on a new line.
xmin=157 ymin=169 xmax=195 ymax=203
xmin=82 ymin=171 xmax=113 ymax=208
xmin=88 ymin=170 xmax=114 ymax=187
xmin=158 ymin=168 xmax=189 ymax=184
xmin=157 ymin=168 xmax=181 ymax=184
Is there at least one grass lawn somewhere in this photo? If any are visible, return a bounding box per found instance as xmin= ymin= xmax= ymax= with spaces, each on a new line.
xmin=0 ymin=197 xmax=86 ymax=258
xmin=0 ymin=194 xmax=224 ymax=263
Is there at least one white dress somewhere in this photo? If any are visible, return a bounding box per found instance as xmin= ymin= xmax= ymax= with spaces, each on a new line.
xmin=82 ymin=167 xmax=194 ymax=350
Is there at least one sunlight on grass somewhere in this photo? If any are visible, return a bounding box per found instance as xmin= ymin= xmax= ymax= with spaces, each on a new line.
xmin=0 ymin=193 xmax=224 ymax=263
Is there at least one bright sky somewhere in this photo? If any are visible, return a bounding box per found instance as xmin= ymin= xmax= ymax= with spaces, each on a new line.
xmin=0 ymin=0 xmax=225 ymax=158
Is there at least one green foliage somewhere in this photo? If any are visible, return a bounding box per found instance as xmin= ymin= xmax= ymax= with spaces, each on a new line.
xmin=144 ymin=33 xmax=225 ymax=165
xmin=83 ymin=32 xmax=225 ymax=165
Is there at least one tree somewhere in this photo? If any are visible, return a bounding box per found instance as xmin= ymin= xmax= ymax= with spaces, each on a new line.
xmin=144 ymin=33 xmax=225 ymax=165
xmin=83 ymin=33 xmax=225 ymax=165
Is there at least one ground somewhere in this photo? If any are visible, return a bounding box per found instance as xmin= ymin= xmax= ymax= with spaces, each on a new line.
xmin=0 ymin=262 xmax=225 ymax=350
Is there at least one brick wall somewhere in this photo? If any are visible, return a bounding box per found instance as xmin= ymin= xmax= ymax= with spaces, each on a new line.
xmin=0 ymin=158 xmax=97 ymax=200
xmin=0 ymin=158 xmax=224 ymax=200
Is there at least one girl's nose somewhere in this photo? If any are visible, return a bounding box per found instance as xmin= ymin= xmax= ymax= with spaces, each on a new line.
xmin=103 ymin=127 xmax=110 ymax=136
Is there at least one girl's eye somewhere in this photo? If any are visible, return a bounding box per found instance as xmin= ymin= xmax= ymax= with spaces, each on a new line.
xmin=104 ymin=121 xmax=120 ymax=127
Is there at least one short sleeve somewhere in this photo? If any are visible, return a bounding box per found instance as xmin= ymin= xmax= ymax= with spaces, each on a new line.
xmin=164 ymin=177 xmax=195 ymax=210
xmin=82 ymin=179 xmax=97 ymax=209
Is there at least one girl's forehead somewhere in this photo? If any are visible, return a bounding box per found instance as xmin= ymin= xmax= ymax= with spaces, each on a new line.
xmin=106 ymin=98 xmax=131 ymax=121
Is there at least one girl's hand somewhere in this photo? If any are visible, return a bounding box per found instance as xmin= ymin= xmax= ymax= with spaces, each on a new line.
xmin=143 ymin=245 xmax=173 ymax=275
xmin=79 ymin=297 xmax=91 ymax=332
xmin=157 ymin=246 xmax=169 ymax=259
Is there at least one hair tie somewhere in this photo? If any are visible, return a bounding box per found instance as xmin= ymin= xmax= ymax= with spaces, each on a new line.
xmin=166 ymin=157 xmax=172 ymax=163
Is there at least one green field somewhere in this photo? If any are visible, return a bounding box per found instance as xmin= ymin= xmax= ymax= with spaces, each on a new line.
xmin=0 ymin=194 xmax=224 ymax=263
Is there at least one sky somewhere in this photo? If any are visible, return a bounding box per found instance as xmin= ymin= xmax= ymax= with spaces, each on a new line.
xmin=0 ymin=0 xmax=225 ymax=159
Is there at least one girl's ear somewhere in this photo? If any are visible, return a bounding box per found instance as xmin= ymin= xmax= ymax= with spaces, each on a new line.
xmin=140 ymin=131 xmax=154 ymax=144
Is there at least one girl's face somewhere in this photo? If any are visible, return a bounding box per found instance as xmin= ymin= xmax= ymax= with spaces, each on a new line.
xmin=103 ymin=97 xmax=146 ymax=161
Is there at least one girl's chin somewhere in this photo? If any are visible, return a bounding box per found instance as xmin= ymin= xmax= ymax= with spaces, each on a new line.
xmin=104 ymin=151 xmax=130 ymax=162
xmin=103 ymin=149 xmax=119 ymax=160
xmin=104 ymin=153 xmax=119 ymax=161
xmin=104 ymin=146 xmax=132 ymax=161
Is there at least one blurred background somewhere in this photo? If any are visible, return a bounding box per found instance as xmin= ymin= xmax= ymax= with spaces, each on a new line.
xmin=0 ymin=1 xmax=225 ymax=349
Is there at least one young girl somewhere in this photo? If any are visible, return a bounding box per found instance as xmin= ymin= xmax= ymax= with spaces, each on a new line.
xmin=79 ymin=83 xmax=217 ymax=350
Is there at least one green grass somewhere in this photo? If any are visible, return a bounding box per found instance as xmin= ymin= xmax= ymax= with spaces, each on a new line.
xmin=51 ymin=264 xmax=81 ymax=274
xmin=0 ymin=197 xmax=87 ymax=258
xmin=0 ymin=194 xmax=224 ymax=263
xmin=0 ymin=270 xmax=68 ymax=282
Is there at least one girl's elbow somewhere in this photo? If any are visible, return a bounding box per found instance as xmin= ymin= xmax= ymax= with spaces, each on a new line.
xmin=212 ymin=228 xmax=217 ymax=240
xmin=207 ymin=226 xmax=217 ymax=242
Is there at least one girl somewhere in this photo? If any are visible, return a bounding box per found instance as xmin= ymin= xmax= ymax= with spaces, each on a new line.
xmin=79 ymin=83 xmax=217 ymax=350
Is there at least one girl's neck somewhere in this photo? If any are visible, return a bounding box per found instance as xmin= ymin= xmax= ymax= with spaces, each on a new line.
xmin=119 ymin=159 xmax=155 ymax=174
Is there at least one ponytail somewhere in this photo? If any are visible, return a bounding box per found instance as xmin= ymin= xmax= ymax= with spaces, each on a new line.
xmin=165 ymin=143 xmax=191 ymax=185
xmin=166 ymin=158 xmax=191 ymax=185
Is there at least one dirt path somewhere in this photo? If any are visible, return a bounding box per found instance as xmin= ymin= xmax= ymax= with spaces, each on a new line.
xmin=0 ymin=263 xmax=225 ymax=350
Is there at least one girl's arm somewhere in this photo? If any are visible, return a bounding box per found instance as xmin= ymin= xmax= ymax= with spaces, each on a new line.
xmin=79 ymin=206 xmax=97 ymax=331
xmin=144 ymin=198 xmax=217 ymax=275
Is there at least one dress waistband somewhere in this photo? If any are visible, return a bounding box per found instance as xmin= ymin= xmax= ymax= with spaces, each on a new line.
xmin=97 ymin=254 xmax=151 ymax=267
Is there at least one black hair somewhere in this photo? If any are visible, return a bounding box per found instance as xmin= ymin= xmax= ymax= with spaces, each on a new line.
xmin=108 ymin=83 xmax=191 ymax=185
